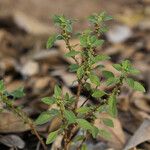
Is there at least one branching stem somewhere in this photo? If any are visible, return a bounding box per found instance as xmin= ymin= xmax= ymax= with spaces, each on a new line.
xmin=0 ymin=93 xmax=47 ymax=150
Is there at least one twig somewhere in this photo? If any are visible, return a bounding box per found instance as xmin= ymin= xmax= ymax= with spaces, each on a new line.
xmin=77 ymin=132 xmax=87 ymax=150
xmin=0 ymin=93 xmax=47 ymax=150
xmin=74 ymin=81 xmax=82 ymax=110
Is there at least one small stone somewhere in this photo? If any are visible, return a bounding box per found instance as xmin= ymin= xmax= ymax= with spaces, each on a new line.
xmin=34 ymin=76 xmax=51 ymax=90
xmin=106 ymin=25 xmax=132 ymax=43
xmin=21 ymin=61 xmax=39 ymax=76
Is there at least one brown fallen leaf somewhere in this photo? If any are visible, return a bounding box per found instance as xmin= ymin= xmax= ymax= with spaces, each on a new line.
xmin=48 ymin=116 xmax=62 ymax=133
xmin=0 ymin=29 xmax=19 ymax=57
xmin=32 ymin=49 xmax=66 ymax=67
xmin=116 ymin=10 xmax=145 ymax=27
xmin=13 ymin=11 xmax=55 ymax=35
xmin=0 ymin=134 xmax=25 ymax=149
xmin=0 ymin=111 xmax=30 ymax=133
xmin=130 ymin=92 xmax=150 ymax=121
xmin=124 ymin=119 xmax=150 ymax=150
xmin=95 ymin=113 xmax=126 ymax=150
xmin=33 ymin=76 xmax=55 ymax=91
xmin=133 ymin=98 xmax=150 ymax=113
xmin=6 ymin=80 xmax=24 ymax=92
xmin=51 ymin=135 xmax=63 ymax=150
xmin=0 ymin=57 xmax=16 ymax=72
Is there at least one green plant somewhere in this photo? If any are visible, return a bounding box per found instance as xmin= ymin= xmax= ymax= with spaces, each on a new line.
xmin=0 ymin=12 xmax=145 ymax=150
xmin=35 ymin=12 xmax=145 ymax=150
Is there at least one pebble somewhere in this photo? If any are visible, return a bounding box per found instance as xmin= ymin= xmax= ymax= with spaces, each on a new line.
xmin=21 ymin=61 xmax=39 ymax=76
xmin=106 ymin=25 xmax=132 ymax=43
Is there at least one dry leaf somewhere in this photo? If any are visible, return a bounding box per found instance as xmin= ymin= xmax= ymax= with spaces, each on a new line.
xmin=0 ymin=111 xmax=30 ymax=133
xmin=124 ymin=119 xmax=150 ymax=150
xmin=14 ymin=11 xmax=55 ymax=35
xmin=95 ymin=113 xmax=126 ymax=150
xmin=0 ymin=134 xmax=25 ymax=149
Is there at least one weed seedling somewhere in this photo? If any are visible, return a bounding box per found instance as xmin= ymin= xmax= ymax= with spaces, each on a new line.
xmin=0 ymin=12 xmax=145 ymax=150
xmin=36 ymin=12 xmax=145 ymax=150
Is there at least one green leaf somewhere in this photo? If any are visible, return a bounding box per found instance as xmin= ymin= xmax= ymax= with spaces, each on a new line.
xmin=95 ymin=64 xmax=105 ymax=70
xmin=80 ymin=34 xmax=88 ymax=47
xmin=113 ymin=64 xmax=122 ymax=71
xmin=76 ymin=119 xmax=98 ymax=138
xmin=46 ymin=130 xmax=58 ymax=144
xmin=108 ymin=94 xmax=117 ymax=117
xmin=0 ymin=80 xmax=5 ymax=92
xmin=83 ymin=82 xmax=91 ymax=91
xmin=69 ymin=64 xmax=79 ymax=72
xmin=35 ymin=112 xmax=52 ymax=125
xmin=89 ymin=73 xmax=100 ymax=86
xmin=46 ymin=35 xmax=57 ymax=49
xmin=92 ymin=89 xmax=106 ymax=98
xmin=99 ymin=129 xmax=111 ymax=139
xmin=104 ymin=15 xmax=113 ymax=21
xmin=54 ymin=85 xmax=62 ymax=98
xmin=126 ymin=78 xmax=145 ymax=92
xmin=77 ymin=66 xmax=84 ymax=79
xmin=64 ymin=110 xmax=76 ymax=124
xmin=66 ymin=24 xmax=72 ymax=33
xmin=97 ymin=104 xmax=107 ymax=113
xmin=102 ymin=118 xmax=114 ymax=127
xmin=53 ymin=15 xmax=62 ymax=25
xmin=64 ymin=93 xmax=75 ymax=105
xmin=73 ymin=135 xmax=85 ymax=142
xmin=53 ymin=15 xmax=72 ymax=32
xmin=35 ymin=109 xmax=59 ymax=125
xmin=91 ymin=126 xmax=99 ymax=138
xmin=41 ymin=97 xmax=55 ymax=105
xmin=99 ymin=26 xmax=109 ymax=33
xmin=56 ymin=34 xmax=64 ymax=40
xmin=99 ymin=11 xmax=113 ymax=22
xmin=133 ymin=81 xmax=145 ymax=92
xmin=88 ymin=12 xmax=112 ymax=24
xmin=88 ymin=35 xmax=104 ymax=47
xmin=76 ymin=119 xmax=93 ymax=131
xmin=88 ymin=15 xmax=97 ymax=24
xmin=126 ymin=78 xmax=134 ymax=88
xmin=11 ymin=87 xmax=25 ymax=98
xmin=81 ymin=144 xmax=87 ymax=150
xmin=76 ymin=106 xmax=91 ymax=114
xmin=122 ymin=60 xmax=131 ymax=70
xmin=94 ymin=55 xmax=110 ymax=63
xmin=106 ymin=77 xmax=120 ymax=86
xmin=93 ymin=39 xmax=104 ymax=47
xmin=128 ymin=68 xmax=140 ymax=75
xmin=102 ymin=70 xmax=114 ymax=79
xmin=64 ymin=50 xmax=80 ymax=57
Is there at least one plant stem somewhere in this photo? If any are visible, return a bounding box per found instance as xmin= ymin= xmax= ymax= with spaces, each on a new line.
xmin=62 ymin=28 xmax=79 ymax=65
xmin=77 ymin=132 xmax=87 ymax=150
xmin=94 ymin=23 xmax=100 ymax=38
xmin=74 ymin=81 xmax=82 ymax=110
xmin=61 ymin=29 xmax=83 ymax=112
xmin=0 ymin=93 xmax=47 ymax=150
xmin=80 ymin=96 xmax=89 ymax=107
